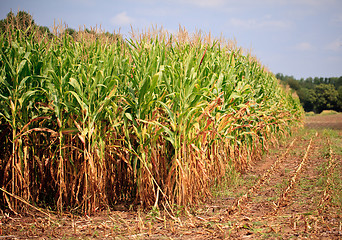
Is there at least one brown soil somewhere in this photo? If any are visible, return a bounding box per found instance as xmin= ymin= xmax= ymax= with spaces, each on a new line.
xmin=305 ymin=113 xmax=342 ymax=130
xmin=1 ymin=115 xmax=342 ymax=239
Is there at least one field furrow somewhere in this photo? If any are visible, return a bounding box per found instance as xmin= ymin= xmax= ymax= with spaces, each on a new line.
xmin=224 ymin=126 xmax=342 ymax=239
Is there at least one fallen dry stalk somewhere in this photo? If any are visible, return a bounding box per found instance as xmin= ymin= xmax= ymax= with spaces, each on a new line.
xmin=228 ymin=138 xmax=297 ymax=214
xmin=274 ymin=132 xmax=317 ymax=213
xmin=317 ymin=139 xmax=336 ymax=212
xmin=0 ymin=187 xmax=56 ymax=223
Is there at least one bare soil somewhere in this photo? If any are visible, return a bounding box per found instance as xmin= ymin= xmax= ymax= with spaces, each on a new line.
xmin=305 ymin=113 xmax=342 ymax=130
xmin=1 ymin=114 xmax=342 ymax=239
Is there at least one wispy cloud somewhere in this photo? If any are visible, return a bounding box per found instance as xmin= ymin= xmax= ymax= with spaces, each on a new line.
xmin=229 ymin=16 xmax=292 ymax=30
xmin=325 ymin=38 xmax=342 ymax=51
xmin=110 ymin=12 xmax=134 ymax=26
xmin=250 ymin=0 xmax=337 ymax=7
xmin=332 ymin=14 xmax=342 ymax=23
xmin=294 ymin=42 xmax=315 ymax=51
xmin=292 ymin=0 xmax=338 ymax=7
xmin=182 ymin=0 xmax=225 ymax=8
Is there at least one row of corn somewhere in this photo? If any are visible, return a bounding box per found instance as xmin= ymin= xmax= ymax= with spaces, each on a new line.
xmin=0 ymin=27 xmax=303 ymax=214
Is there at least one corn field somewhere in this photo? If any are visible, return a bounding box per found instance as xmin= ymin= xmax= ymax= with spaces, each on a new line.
xmin=0 ymin=26 xmax=303 ymax=214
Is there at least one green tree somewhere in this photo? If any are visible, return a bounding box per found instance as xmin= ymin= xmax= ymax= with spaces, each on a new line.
xmin=297 ymin=88 xmax=316 ymax=112
xmin=1 ymin=10 xmax=54 ymax=39
xmin=287 ymin=78 xmax=300 ymax=91
xmin=65 ymin=27 xmax=76 ymax=38
xmin=0 ymin=11 xmax=34 ymax=33
xmin=313 ymin=84 xmax=338 ymax=113
xmin=38 ymin=25 xmax=53 ymax=37
xmin=337 ymin=86 xmax=342 ymax=111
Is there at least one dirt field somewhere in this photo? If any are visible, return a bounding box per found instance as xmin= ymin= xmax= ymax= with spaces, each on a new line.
xmin=305 ymin=113 xmax=342 ymax=130
xmin=1 ymin=114 xmax=342 ymax=239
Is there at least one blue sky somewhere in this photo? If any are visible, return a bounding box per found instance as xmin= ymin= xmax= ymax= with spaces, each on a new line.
xmin=1 ymin=0 xmax=341 ymax=79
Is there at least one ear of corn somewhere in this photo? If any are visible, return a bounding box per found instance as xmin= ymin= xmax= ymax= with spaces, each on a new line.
xmin=0 ymin=26 xmax=303 ymax=213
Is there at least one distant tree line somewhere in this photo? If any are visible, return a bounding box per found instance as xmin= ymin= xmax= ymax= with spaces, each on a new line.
xmin=0 ymin=10 xmax=53 ymax=37
xmin=276 ymin=73 xmax=342 ymax=113
xmin=0 ymin=10 xmax=121 ymax=42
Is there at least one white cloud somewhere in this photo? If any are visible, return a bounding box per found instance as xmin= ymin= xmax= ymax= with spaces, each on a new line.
xmin=325 ymin=38 xmax=342 ymax=51
xmin=183 ymin=0 xmax=225 ymax=7
xmin=294 ymin=42 xmax=315 ymax=51
xmin=110 ymin=12 xmax=134 ymax=26
xmin=229 ymin=17 xmax=292 ymax=30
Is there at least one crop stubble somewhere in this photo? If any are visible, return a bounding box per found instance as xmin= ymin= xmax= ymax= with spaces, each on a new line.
xmin=1 ymin=117 xmax=342 ymax=239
